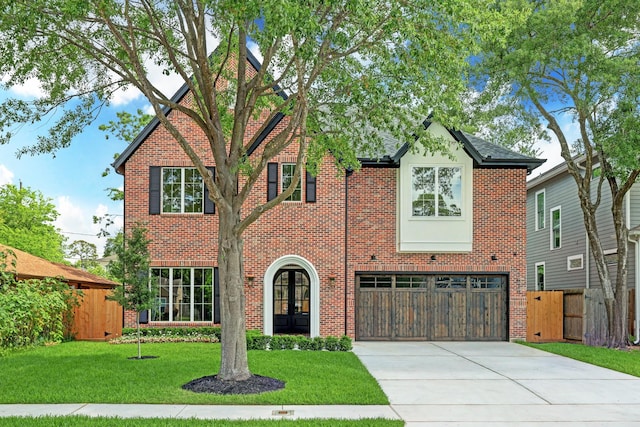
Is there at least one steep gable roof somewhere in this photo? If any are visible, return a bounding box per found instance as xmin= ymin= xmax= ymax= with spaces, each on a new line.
xmin=0 ymin=244 xmax=118 ymax=288
xmin=359 ymin=120 xmax=545 ymax=173
xmin=113 ymin=49 xmax=287 ymax=173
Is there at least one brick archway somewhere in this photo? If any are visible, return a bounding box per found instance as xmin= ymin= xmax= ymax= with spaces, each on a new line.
xmin=263 ymin=255 xmax=320 ymax=337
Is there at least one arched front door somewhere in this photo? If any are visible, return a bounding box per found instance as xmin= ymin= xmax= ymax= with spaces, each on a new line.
xmin=273 ymin=268 xmax=310 ymax=334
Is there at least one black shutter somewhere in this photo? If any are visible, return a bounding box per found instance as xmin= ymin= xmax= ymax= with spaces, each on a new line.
xmin=214 ymin=267 xmax=220 ymax=323
xmin=204 ymin=167 xmax=216 ymax=214
xmin=149 ymin=166 xmax=161 ymax=214
xmin=267 ymin=163 xmax=278 ymax=201
xmin=306 ymin=171 xmax=316 ymax=203
xmin=139 ymin=310 xmax=149 ymax=324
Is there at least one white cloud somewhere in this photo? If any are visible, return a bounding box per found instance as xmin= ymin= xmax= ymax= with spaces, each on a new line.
xmin=0 ymin=164 xmax=14 ymax=186
xmin=7 ymin=77 xmax=46 ymax=99
xmin=54 ymin=196 xmax=123 ymax=260
xmin=528 ymin=115 xmax=582 ymax=179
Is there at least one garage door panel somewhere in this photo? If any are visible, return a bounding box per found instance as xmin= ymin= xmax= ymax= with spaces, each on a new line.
xmin=394 ymin=290 xmax=429 ymax=339
xmin=357 ymin=274 xmax=507 ymax=341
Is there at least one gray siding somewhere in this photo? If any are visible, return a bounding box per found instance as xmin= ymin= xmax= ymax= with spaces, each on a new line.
xmin=527 ymin=172 xmax=637 ymax=292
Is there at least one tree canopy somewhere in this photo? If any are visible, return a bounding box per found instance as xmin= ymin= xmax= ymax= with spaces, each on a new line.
xmin=0 ymin=184 xmax=66 ymax=262
xmin=0 ymin=0 xmax=527 ymax=379
xmin=470 ymin=0 xmax=640 ymax=346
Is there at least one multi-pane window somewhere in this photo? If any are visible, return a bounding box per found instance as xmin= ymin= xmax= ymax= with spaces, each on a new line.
xmin=535 ymin=190 xmax=545 ymax=230
xmin=150 ymin=267 xmax=214 ymax=322
xmin=412 ymin=166 xmax=462 ymax=217
xmin=162 ymin=167 xmax=204 ymax=213
xmin=551 ymin=206 xmax=561 ymax=249
xmin=281 ymin=164 xmax=302 ymax=201
xmin=535 ymin=263 xmax=545 ymax=291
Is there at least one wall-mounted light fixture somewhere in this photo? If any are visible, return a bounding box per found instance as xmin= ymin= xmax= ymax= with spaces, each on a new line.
xmin=328 ymin=275 xmax=336 ymax=288
xmin=370 ymin=255 xmax=377 ymax=261
xmin=246 ymin=275 xmax=255 ymax=286
xmin=491 ymin=255 xmax=498 ymax=261
xmin=431 ymin=255 xmax=437 ymax=261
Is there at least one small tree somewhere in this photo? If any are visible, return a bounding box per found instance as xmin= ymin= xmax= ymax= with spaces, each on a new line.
xmin=67 ymin=240 xmax=98 ymax=270
xmin=108 ymin=223 xmax=156 ymax=359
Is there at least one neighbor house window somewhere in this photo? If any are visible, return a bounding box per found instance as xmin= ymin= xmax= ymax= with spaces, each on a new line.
xmin=412 ymin=166 xmax=462 ymax=217
xmin=150 ymin=267 xmax=214 ymax=322
xmin=535 ymin=189 xmax=545 ymax=230
xmin=567 ymin=254 xmax=584 ymax=271
xmin=535 ymin=262 xmax=545 ymax=291
xmin=162 ymin=167 xmax=204 ymax=213
xmin=550 ymin=206 xmax=561 ymax=249
xmin=281 ymin=164 xmax=302 ymax=202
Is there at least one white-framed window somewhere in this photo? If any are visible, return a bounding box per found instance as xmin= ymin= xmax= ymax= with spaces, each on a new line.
xmin=604 ymin=248 xmax=618 ymax=266
xmin=535 ymin=189 xmax=545 ymax=230
xmin=281 ymin=163 xmax=302 ymax=202
xmin=535 ymin=262 xmax=545 ymax=291
xmin=162 ymin=167 xmax=204 ymax=213
xmin=567 ymin=254 xmax=584 ymax=271
xmin=150 ymin=267 xmax=214 ymax=322
xmin=411 ymin=166 xmax=462 ymax=217
xmin=550 ymin=206 xmax=561 ymax=249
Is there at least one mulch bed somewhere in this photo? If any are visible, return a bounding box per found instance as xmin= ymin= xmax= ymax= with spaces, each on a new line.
xmin=182 ymin=374 xmax=285 ymax=395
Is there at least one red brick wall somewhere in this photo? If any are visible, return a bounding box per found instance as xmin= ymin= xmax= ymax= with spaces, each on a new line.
xmin=346 ymin=167 xmax=528 ymax=340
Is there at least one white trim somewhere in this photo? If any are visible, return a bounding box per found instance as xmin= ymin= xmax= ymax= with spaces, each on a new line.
xmin=550 ymin=205 xmax=561 ymax=250
xmin=535 ymin=189 xmax=545 ymax=231
xmin=263 ymin=255 xmax=320 ymax=337
xmin=567 ymin=254 xmax=584 ymax=271
xmin=535 ymin=262 xmax=545 ymax=291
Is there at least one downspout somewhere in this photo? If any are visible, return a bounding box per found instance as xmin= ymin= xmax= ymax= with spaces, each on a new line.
xmin=585 ymin=231 xmax=590 ymax=289
xmin=625 ymin=193 xmax=640 ymax=344
xmin=344 ymin=170 xmax=350 ymax=336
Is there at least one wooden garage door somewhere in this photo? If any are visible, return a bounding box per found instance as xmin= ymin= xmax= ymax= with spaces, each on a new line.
xmin=356 ymin=274 xmax=507 ymax=341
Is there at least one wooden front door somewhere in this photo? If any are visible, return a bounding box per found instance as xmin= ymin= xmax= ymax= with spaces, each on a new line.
xmin=273 ymin=268 xmax=310 ymax=334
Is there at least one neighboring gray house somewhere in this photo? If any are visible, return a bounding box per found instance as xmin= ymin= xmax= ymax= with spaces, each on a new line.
xmin=526 ymin=157 xmax=640 ymax=336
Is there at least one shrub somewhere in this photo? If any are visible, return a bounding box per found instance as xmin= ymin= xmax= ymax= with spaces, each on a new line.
xmin=339 ymin=335 xmax=353 ymax=351
xmin=0 ymin=267 xmax=80 ymax=350
xmin=269 ymin=334 xmax=297 ymax=350
xmin=324 ymin=336 xmax=341 ymax=351
xmin=246 ymin=331 xmax=270 ymax=350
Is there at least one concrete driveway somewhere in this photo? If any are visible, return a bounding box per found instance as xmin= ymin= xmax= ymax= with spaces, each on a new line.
xmin=353 ymin=341 xmax=640 ymax=426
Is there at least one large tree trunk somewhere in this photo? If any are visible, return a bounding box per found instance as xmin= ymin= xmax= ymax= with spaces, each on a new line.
xmin=608 ymin=199 xmax=629 ymax=348
xmin=217 ymin=208 xmax=251 ymax=381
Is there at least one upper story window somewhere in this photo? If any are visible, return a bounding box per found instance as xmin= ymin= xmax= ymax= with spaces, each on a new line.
xmin=535 ymin=262 xmax=545 ymax=290
xmin=535 ymin=189 xmax=545 ymax=230
xmin=281 ymin=164 xmax=302 ymax=202
xmin=411 ymin=166 xmax=462 ymax=217
xmin=550 ymin=206 xmax=561 ymax=249
xmin=162 ymin=167 xmax=204 ymax=213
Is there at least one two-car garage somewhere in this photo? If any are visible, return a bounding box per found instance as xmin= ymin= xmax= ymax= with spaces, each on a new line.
xmin=356 ymin=273 xmax=508 ymax=341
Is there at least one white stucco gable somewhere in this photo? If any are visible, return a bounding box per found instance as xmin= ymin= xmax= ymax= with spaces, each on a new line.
xmin=397 ymin=122 xmax=473 ymax=252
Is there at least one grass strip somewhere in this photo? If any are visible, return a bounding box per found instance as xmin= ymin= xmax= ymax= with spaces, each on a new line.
xmin=521 ymin=341 xmax=640 ymax=377
xmin=0 ymin=416 xmax=403 ymax=427
xmin=0 ymin=342 xmax=387 ymax=405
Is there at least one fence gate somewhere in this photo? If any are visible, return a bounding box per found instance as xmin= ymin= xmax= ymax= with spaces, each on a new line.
xmin=526 ymin=291 xmax=563 ymax=342
xmin=73 ymin=289 xmax=123 ymax=341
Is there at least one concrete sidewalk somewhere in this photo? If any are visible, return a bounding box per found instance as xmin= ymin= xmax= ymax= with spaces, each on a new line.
xmin=0 ymin=403 xmax=398 ymax=421
xmin=354 ymin=341 xmax=640 ymax=426
xmin=4 ymin=341 xmax=640 ymax=425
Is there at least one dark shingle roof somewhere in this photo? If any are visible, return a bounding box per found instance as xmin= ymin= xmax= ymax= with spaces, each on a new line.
xmin=359 ymin=121 xmax=545 ymax=173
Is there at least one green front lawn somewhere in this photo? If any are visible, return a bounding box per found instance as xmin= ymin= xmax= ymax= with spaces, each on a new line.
xmin=0 ymin=342 xmax=387 ymax=405
xmin=522 ymin=342 xmax=640 ymax=377
xmin=0 ymin=417 xmax=402 ymax=427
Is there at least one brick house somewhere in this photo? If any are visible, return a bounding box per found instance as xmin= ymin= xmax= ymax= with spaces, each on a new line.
xmin=113 ymin=53 xmax=544 ymax=341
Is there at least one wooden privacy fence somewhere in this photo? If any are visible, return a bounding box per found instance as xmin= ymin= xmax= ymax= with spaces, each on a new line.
xmin=527 ymin=291 xmax=563 ymax=342
xmin=72 ymin=289 xmax=123 ymax=341
xmin=527 ymin=289 xmax=636 ymax=345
